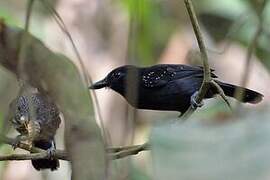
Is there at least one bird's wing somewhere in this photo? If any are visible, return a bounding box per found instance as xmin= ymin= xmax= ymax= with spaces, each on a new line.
xmin=141 ymin=64 xmax=217 ymax=88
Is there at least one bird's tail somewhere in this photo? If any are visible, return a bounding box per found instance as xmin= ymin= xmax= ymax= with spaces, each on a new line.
xmin=214 ymin=80 xmax=263 ymax=104
xmin=31 ymin=140 xmax=59 ymax=171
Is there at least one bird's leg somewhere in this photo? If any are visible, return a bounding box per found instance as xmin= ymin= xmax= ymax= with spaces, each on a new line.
xmin=47 ymin=140 xmax=56 ymax=160
xmin=190 ymin=91 xmax=204 ymax=109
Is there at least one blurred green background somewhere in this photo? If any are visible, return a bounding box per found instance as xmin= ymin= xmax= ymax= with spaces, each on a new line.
xmin=0 ymin=0 xmax=269 ymax=180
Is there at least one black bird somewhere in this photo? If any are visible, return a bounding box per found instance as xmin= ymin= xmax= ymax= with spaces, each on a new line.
xmin=8 ymin=87 xmax=61 ymax=170
xmin=89 ymin=64 xmax=263 ymax=115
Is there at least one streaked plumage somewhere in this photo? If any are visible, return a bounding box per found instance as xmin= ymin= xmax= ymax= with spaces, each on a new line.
xmin=9 ymin=91 xmax=61 ymax=171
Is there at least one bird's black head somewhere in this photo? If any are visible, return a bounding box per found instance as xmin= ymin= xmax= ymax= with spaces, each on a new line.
xmin=89 ymin=65 xmax=138 ymax=94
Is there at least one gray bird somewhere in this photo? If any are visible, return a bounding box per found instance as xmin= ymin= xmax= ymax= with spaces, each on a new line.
xmin=8 ymin=87 xmax=61 ymax=171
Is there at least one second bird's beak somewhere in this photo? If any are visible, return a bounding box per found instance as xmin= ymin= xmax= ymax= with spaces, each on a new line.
xmin=89 ymin=79 xmax=108 ymax=89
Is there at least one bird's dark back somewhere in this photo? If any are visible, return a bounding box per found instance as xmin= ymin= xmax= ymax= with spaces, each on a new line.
xmin=116 ymin=64 xmax=207 ymax=113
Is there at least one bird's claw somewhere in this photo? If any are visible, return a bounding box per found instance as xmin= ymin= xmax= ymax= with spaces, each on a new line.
xmin=12 ymin=138 xmax=20 ymax=150
xmin=12 ymin=135 xmax=25 ymax=150
xmin=190 ymin=91 xmax=204 ymax=109
xmin=47 ymin=147 xmax=56 ymax=160
xmin=12 ymin=135 xmax=33 ymax=150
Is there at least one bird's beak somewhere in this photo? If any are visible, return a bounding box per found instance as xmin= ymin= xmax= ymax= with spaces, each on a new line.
xmin=89 ymin=79 xmax=108 ymax=89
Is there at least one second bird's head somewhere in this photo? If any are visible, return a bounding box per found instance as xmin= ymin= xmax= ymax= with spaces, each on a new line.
xmin=10 ymin=96 xmax=31 ymax=131
xmin=89 ymin=65 xmax=139 ymax=94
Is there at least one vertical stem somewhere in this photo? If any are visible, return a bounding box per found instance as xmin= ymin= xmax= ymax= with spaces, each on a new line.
xmin=235 ymin=0 xmax=266 ymax=112
xmin=25 ymin=0 xmax=35 ymax=32
xmin=181 ymin=0 xmax=212 ymax=119
xmin=184 ymin=0 xmax=211 ymax=84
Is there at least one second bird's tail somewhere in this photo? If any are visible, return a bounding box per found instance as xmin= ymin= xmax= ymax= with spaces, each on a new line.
xmin=214 ymin=80 xmax=263 ymax=104
xmin=31 ymin=140 xmax=59 ymax=171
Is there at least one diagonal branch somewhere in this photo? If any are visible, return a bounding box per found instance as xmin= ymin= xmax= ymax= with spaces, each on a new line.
xmin=211 ymin=81 xmax=232 ymax=111
xmin=108 ymin=143 xmax=150 ymax=160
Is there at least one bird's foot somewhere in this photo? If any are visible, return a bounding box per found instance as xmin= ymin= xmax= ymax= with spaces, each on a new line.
xmin=47 ymin=146 xmax=56 ymax=160
xmin=12 ymin=137 xmax=21 ymax=150
xmin=190 ymin=91 xmax=204 ymax=109
xmin=12 ymin=135 xmax=28 ymax=150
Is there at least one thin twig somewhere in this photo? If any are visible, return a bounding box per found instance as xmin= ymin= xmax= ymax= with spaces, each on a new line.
xmin=0 ymin=135 xmax=149 ymax=161
xmin=107 ymin=143 xmax=150 ymax=153
xmin=235 ymin=0 xmax=266 ymax=112
xmin=0 ymin=153 xmax=48 ymax=161
xmin=181 ymin=0 xmax=211 ymax=119
xmin=0 ymin=135 xmax=68 ymax=160
xmin=18 ymin=0 xmax=36 ymax=77
xmin=0 ymin=152 xmax=67 ymax=161
xmin=25 ymin=0 xmax=35 ymax=32
xmin=184 ymin=0 xmax=211 ymax=81
xmin=211 ymin=80 xmax=232 ymax=111
xmin=181 ymin=0 xmax=232 ymax=120
xmin=206 ymin=11 xmax=250 ymax=55
xmin=108 ymin=143 xmax=150 ymax=160
xmin=39 ymin=0 xmax=109 ymax=145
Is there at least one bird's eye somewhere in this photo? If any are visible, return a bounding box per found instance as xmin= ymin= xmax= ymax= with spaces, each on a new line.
xmin=20 ymin=116 xmax=26 ymax=121
xmin=113 ymin=72 xmax=121 ymax=79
